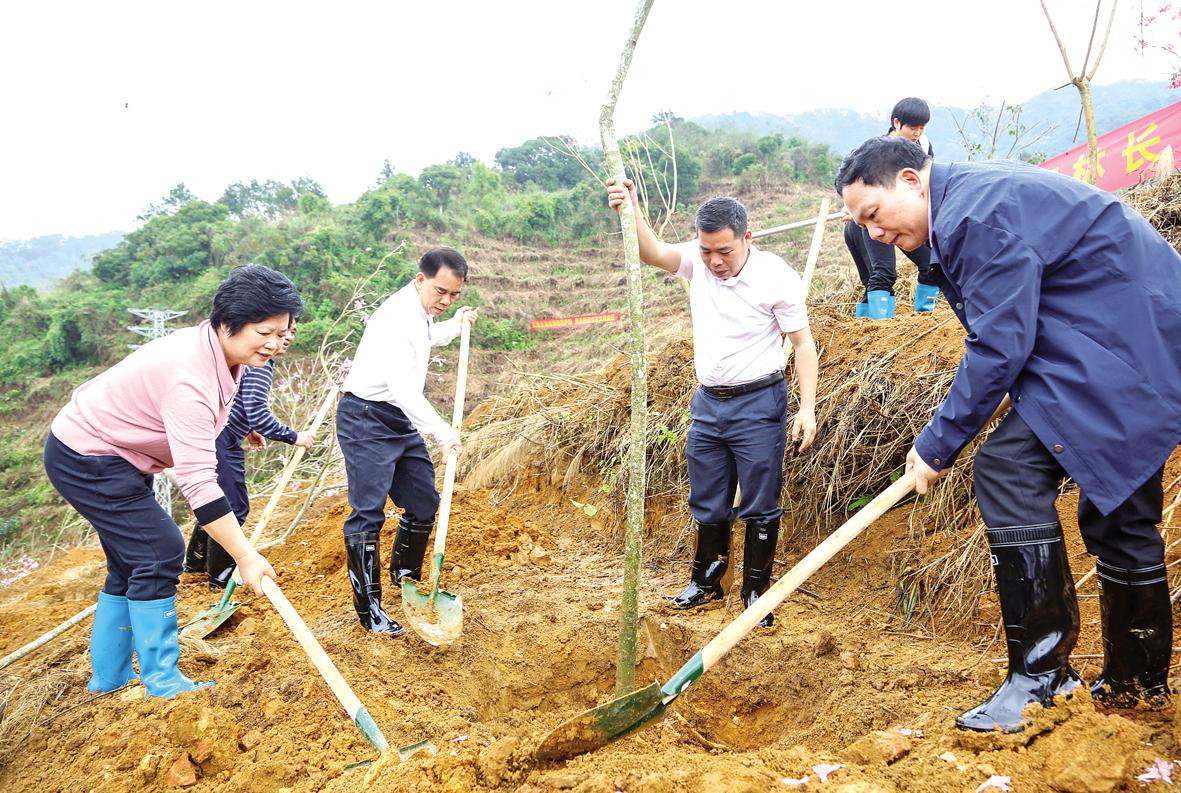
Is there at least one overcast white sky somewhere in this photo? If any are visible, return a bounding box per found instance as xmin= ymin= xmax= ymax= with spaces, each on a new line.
xmin=1 ymin=0 xmax=1175 ymax=240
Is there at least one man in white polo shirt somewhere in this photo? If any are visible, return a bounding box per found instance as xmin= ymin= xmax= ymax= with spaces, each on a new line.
xmin=607 ymin=178 xmax=818 ymax=626
xmin=337 ymin=246 xmax=478 ymax=638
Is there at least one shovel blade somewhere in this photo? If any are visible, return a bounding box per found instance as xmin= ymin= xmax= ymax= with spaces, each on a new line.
xmin=181 ymin=598 xmax=240 ymax=639
xmin=400 ymin=581 xmax=463 ymax=646
xmin=534 ymin=682 xmax=665 ymax=762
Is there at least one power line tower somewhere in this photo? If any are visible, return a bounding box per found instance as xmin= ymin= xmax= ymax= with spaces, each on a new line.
xmin=127 ymin=308 xmax=188 ymax=514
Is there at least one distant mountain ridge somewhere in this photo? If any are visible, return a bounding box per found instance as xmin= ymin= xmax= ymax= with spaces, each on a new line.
xmin=692 ymin=79 xmax=1179 ymax=161
xmin=0 ymin=232 xmax=125 ymax=288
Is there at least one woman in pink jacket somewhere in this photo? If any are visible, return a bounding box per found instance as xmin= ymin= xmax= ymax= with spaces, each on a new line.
xmin=45 ymin=264 xmax=303 ymax=698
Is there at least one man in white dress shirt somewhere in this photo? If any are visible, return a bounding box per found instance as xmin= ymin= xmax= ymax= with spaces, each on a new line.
xmin=337 ymin=246 xmax=478 ymax=638
xmin=607 ymin=178 xmax=818 ymax=626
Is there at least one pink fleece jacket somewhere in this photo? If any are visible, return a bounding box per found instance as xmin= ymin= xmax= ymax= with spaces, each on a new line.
xmin=51 ymin=320 xmax=241 ymax=512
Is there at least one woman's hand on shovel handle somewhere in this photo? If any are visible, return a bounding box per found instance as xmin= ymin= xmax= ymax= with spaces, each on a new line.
xmin=236 ymin=550 xmax=277 ymax=597
xmin=906 ymin=445 xmax=949 ymax=495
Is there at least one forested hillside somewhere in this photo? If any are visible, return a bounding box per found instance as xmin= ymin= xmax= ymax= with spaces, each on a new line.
xmin=0 ymin=232 xmax=125 ymax=288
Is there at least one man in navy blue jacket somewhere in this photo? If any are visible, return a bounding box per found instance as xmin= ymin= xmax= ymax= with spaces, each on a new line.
xmin=836 ymin=136 xmax=1181 ymax=733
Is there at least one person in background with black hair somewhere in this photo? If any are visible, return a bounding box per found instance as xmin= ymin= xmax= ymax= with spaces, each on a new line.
xmin=336 ymin=246 xmax=478 ymax=638
xmin=607 ymin=177 xmax=818 ymax=628
xmin=44 ymin=264 xmax=301 ymax=698
xmin=836 ymin=135 xmax=1181 ymax=732
xmin=842 ymin=96 xmax=941 ymax=319
xmin=184 ymin=316 xmax=315 ymax=587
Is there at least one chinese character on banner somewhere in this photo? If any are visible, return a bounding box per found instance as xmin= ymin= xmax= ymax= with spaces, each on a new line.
xmin=1040 ymin=101 xmax=1181 ymax=192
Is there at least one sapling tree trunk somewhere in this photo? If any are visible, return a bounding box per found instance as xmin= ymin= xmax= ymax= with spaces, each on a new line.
xmin=1040 ymin=0 xmax=1119 ymax=185
xmin=600 ymin=0 xmax=655 ymax=698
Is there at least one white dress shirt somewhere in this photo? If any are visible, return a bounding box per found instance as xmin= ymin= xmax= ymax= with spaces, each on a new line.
xmin=343 ymin=281 xmax=462 ymax=443
xmin=675 ymin=241 xmax=809 ymax=387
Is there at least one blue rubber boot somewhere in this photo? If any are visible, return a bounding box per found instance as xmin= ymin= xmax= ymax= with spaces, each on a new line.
xmin=87 ymin=591 xmax=137 ymax=693
xmin=854 ymin=301 xmax=870 ymax=318
xmin=127 ymin=597 xmax=214 ymax=699
xmin=866 ymin=290 xmax=895 ymax=319
xmin=914 ymin=283 xmax=940 ymax=313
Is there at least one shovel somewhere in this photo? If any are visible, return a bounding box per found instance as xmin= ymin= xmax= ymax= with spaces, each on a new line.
xmin=535 ymin=471 xmax=917 ymax=761
xmin=183 ymin=385 xmax=339 ymax=638
xmin=401 ymin=321 xmax=472 ymax=646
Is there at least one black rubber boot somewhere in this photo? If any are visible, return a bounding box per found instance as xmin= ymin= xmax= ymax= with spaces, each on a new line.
xmin=344 ymin=531 xmax=405 ymax=638
xmin=206 ymin=536 xmax=236 ymax=591
xmin=667 ymin=520 xmax=732 ymax=608
xmin=742 ymin=517 xmax=779 ymax=628
xmin=1090 ymin=560 xmax=1172 ymax=709
xmin=957 ymin=523 xmax=1082 ymax=733
xmin=183 ymin=525 xmax=209 ymax=574
xmin=389 ymin=517 xmax=434 ymax=586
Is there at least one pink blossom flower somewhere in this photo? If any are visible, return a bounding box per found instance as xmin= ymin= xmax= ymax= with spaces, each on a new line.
xmin=976 ymin=776 xmax=1012 ymax=793
xmin=360 ymin=312 xmax=370 ymax=325
xmin=812 ymin=764 xmax=843 ymax=783
xmin=1138 ymin=758 xmax=1174 ymax=784
xmin=353 ymin=299 xmax=367 ymax=311
xmin=431 ymin=356 xmax=446 ymax=366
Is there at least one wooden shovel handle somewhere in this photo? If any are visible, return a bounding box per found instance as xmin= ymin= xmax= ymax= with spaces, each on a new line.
xmin=261 ymin=576 xmax=361 ymax=716
xmin=700 ymin=472 xmax=916 ymax=672
xmin=248 ymin=385 xmax=339 ymax=546
xmin=426 ymin=322 xmax=471 ymax=582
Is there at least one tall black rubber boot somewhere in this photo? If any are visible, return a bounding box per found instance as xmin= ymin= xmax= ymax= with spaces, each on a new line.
xmin=344 ymin=531 xmax=405 ymax=638
xmin=666 ymin=520 xmax=732 ymax=608
xmin=1090 ymin=560 xmax=1172 ymax=709
xmin=742 ymin=517 xmax=779 ymax=628
xmin=389 ymin=517 xmax=434 ymax=586
xmin=957 ymin=523 xmax=1082 ymax=733
xmin=183 ymin=525 xmax=209 ymax=574
xmin=206 ymin=536 xmax=236 ymax=591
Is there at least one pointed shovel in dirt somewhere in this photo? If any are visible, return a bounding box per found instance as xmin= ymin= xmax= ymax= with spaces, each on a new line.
xmin=182 ymin=385 xmax=339 ymax=638
xmin=535 ymin=471 xmax=917 ymax=761
xmin=401 ymin=320 xmax=472 ymax=646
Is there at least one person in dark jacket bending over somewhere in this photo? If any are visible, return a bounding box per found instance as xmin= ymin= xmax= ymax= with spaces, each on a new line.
xmin=337 ymin=246 xmax=478 ymax=638
xmin=836 ymin=135 xmax=1181 ymax=732
xmin=607 ymin=177 xmax=818 ymax=627
xmin=842 ymin=97 xmax=941 ymax=319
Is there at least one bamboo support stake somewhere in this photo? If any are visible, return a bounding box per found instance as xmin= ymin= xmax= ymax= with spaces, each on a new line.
xmin=799 ymin=198 xmax=831 ymax=295
xmin=752 ymin=212 xmax=844 ymax=240
xmin=600 ymin=0 xmax=655 ymax=698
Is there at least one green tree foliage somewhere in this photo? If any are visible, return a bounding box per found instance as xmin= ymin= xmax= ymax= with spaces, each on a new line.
xmin=419 ymin=164 xmax=465 ymax=212
xmin=219 ymin=177 xmax=327 ymax=219
xmin=93 ymin=201 xmax=229 ymax=288
xmin=494 ymin=136 xmax=588 ymax=190
xmin=137 ymin=183 xmax=199 ymax=221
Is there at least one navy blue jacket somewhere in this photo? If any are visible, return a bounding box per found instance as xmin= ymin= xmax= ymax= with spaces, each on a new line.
xmin=916 ymin=160 xmax=1181 ymax=515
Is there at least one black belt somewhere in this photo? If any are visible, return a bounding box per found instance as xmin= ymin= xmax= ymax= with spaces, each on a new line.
xmin=700 ymin=370 xmax=785 ymax=400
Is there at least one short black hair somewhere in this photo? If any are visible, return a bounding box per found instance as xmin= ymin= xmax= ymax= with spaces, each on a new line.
xmin=834 ymin=136 xmax=932 ymax=196
xmin=210 ymin=264 xmax=304 ymax=337
xmin=419 ymin=246 xmax=469 ymax=281
xmin=695 ymin=196 xmax=748 ymax=238
xmin=889 ymin=97 xmax=931 ymax=133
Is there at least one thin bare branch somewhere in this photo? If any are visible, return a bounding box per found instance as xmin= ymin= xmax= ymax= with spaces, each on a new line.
xmin=1087 ymin=0 xmax=1120 ymax=81
xmin=1040 ymin=0 xmax=1078 ymax=80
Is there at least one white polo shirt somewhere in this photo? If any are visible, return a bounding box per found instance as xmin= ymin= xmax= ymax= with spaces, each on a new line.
xmin=675 ymin=241 xmax=808 ymax=387
xmin=343 ymin=281 xmax=462 ymax=444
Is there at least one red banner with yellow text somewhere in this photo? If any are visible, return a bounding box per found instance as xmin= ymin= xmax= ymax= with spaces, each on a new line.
xmin=1040 ymin=100 xmax=1181 ymax=191
xmin=528 ymin=312 xmax=619 ymax=331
